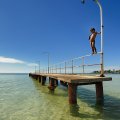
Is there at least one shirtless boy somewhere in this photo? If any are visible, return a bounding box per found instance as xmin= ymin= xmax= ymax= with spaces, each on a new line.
xmin=89 ymin=28 xmax=101 ymax=54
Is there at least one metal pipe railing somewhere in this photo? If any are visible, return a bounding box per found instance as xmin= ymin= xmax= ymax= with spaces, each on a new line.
xmin=37 ymin=52 xmax=102 ymax=75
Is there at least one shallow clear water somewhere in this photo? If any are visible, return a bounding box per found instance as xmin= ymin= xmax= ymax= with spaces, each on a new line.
xmin=0 ymin=74 xmax=120 ymax=120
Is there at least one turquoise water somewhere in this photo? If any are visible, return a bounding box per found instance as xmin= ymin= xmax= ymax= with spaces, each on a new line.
xmin=0 ymin=74 xmax=120 ymax=120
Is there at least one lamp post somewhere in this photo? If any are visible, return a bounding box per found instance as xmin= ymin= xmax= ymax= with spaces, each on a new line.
xmin=43 ymin=52 xmax=50 ymax=74
xmin=36 ymin=61 xmax=40 ymax=73
xmin=81 ymin=0 xmax=104 ymax=76
xmin=35 ymin=65 xmax=37 ymax=73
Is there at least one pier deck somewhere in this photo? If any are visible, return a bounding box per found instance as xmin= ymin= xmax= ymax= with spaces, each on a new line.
xmin=29 ymin=73 xmax=112 ymax=104
xmin=35 ymin=73 xmax=111 ymax=83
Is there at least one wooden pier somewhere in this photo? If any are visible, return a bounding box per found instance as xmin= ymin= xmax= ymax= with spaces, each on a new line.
xmin=29 ymin=73 xmax=112 ymax=104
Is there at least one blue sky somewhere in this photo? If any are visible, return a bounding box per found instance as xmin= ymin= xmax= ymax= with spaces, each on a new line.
xmin=0 ymin=0 xmax=120 ymax=73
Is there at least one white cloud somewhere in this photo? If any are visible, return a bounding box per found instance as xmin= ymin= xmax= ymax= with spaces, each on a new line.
xmin=0 ymin=56 xmax=39 ymax=68
xmin=0 ymin=56 xmax=40 ymax=73
xmin=0 ymin=56 xmax=25 ymax=64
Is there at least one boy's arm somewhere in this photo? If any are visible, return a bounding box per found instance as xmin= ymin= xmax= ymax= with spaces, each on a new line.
xmin=89 ymin=35 xmax=91 ymax=40
xmin=97 ymin=32 xmax=101 ymax=34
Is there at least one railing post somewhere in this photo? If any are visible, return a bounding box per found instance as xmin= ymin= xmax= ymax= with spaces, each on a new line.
xmin=52 ymin=66 xmax=54 ymax=74
xmin=51 ymin=66 xmax=52 ymax=74
xmin=72 ymin=60 xmax=74 ymax=74
xmin=35 ymin=66 xmax=36 ymax=74
xmin=50 ymin=66 xmax=51 ymax=73
xmin=100 ymin=52 xmax=104 ymax=77
xmin=56 ymin=65 xmax=57 ymax=74
xmin=52 ymin=66 xmax=54 ymax=73
xmin=82 ymin=57 xmax=85 ymax=74
xmin=60 ymin=64 xmax=61 ymax=74
xmin=65 ymin=62 xmax=66 ymax=74
xmin=53 ymin=66 xmax=54 ymax=74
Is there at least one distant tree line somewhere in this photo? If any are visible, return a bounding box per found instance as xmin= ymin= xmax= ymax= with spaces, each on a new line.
xmin=93 ymin=69 xmax=120 ymax=74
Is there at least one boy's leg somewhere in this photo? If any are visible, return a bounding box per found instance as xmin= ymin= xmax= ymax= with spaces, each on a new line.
xmin=92 ymin=42 xmax=97 ymax=53
xmin=94 ymin=47 xmax=97 ymax=53
xmin=91 ymin=42 xmax=94 ymax=54
xmin=93 ymin=41 xmax=97 ymax=53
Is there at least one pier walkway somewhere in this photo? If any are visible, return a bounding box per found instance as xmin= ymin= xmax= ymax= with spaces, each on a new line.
xmin=29 ymin=73 xmax=112 ymax=104
xmin=29 ymin=52 xmax=112 ymax=104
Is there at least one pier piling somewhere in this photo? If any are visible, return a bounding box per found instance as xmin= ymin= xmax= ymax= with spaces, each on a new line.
xmin=48 ymin=78 xmax=56 ymax=91
xmin=95 ymin=82 xmax=104 ymax=104
xmin=41 ymin=76 xmax=46 ymax=85
xmin=68 ymin=83 xmax=77 ymax=104
xmin=38 ymin=76 xmax=41 ymax=83
xmin=29 ymin=73 xmax=111 ymax=105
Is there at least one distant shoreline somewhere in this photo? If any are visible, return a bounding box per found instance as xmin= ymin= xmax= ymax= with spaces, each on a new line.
xmin=0 ymin=72 xmax=119 ymax=75
xmin=93 ymin=70 xmax=120 ymax=74
xmin=0 ymin=73 xmax=28 ymax=75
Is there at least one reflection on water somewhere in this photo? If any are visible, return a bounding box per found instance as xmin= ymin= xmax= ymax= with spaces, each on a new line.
xmin=0 ymin=74 xmax=120 ymax=120
xmin=69 ymin=104 xmax=80 ymax=117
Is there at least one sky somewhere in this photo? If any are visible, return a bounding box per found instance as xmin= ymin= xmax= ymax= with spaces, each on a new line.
xmin=0 ymin=0 xmax=120 ymax=73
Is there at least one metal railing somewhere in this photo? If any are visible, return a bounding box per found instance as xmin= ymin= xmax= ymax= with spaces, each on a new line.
xmin=36 ymin=52 xmax=103 ymax=75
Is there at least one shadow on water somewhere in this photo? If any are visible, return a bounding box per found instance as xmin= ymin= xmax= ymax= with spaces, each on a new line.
xmin=31 ymin=77 xmax=68 ymax=97
xmin=30 ymin=77 xmax=120 ymax=120
xmin=68 ymin=104 xmax=101 ymax=119
xmin=77 ymin=87 xmax=120 ymax=119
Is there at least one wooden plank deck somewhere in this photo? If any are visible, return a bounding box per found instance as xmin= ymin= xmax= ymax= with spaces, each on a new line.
xmin=29 ymin=73 xmax=112 ymax=104
xmin=33 ymin=73 xmax=112 ymax=84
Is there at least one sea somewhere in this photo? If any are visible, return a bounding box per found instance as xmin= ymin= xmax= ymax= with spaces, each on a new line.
xmin=0 ymin=73 xmax=120 ymax=120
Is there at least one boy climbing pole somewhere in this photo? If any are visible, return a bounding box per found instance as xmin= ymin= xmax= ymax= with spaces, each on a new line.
xmin=89 ymin=28 xmax=101 ymax=54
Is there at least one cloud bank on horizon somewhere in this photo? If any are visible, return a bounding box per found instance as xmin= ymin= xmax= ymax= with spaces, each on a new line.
xmin=0 ymin=56 xmax=25 ymax=64
xmin=0 ymin=56 xmax=38 ymax=67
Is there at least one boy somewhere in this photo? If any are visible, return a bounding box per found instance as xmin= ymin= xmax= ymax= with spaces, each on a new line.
xmin=89 ymin=28 xmax=101 ymax=54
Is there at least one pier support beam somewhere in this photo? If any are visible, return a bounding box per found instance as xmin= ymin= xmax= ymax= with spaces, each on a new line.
xmin=48 ymin=78 xmax=56 ymax=91
xmin=95 ymin=82 xmax=104 ymax=104
xmin=33 ymin=75 xmax=38 ymax=80
xmin=55 ymin=80 xmax=58 ymax=86
xmin=68 ymin=83 xmax=77 ymax=104
xmin=41 ymin=76 xmax=46 ymax=85
xmin=38 ymin=76 xmax=41 ymax=83
xmin=29 ymin=73 xmax=31 ymax=77
xmin=60 ymin=81 xmax=68 ymax=87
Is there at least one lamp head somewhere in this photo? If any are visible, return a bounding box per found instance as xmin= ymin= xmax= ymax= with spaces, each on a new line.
xmin=81 ymin=0 xmax=97 ymax=4
xmin=81 ymin=0 xmax=85 ymax=4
